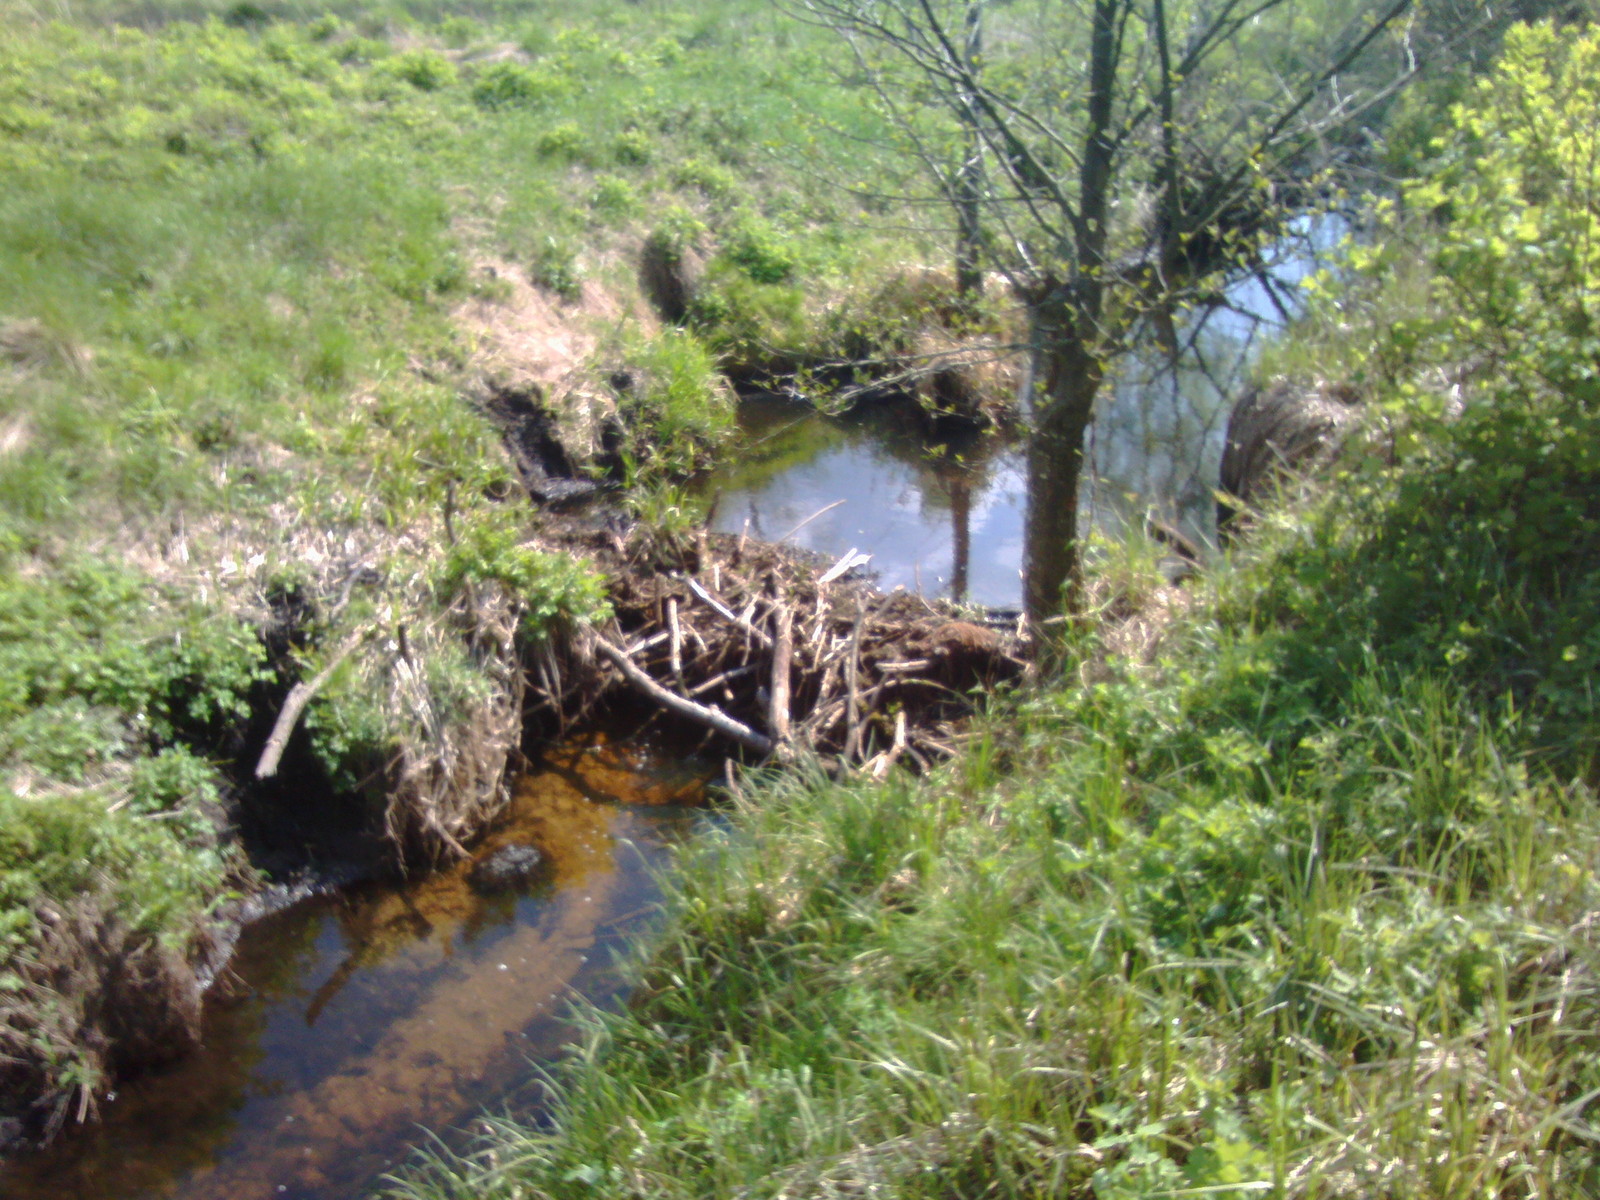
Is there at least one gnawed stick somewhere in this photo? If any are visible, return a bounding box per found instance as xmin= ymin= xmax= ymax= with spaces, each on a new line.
xmin=844 ymin=603 xmax=866 ymax=764
xmin=769 ymin=604 xmax=793 ymax=744
xmin=589 ymin=631 xmax=775 ymax=756
xmin=686 ymin=576 xmax=773 ymax=649
xmin=255 ymin=633 xmax=363 ymax=780
xmin=868 ymin=709 xmax=908 ymax=780
xmin=689 ymin=664 xmax=759 ymax=698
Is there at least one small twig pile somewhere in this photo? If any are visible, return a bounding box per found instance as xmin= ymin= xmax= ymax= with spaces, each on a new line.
xmin=534 ymin=528 xmax=1025 ymax=774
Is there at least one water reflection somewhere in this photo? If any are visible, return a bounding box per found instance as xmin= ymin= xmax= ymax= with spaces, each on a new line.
xmin=703 ymin=216 xmax=1344 ymax=608
xmin=703 ymin=395 xmax=1027 ymax=608
xmin=0 ymin=736 xmax=708 ymax=1200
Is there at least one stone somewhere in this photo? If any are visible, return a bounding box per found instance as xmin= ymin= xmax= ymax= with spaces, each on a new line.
xmin=468 ymin=844 xmax=545 ymax=894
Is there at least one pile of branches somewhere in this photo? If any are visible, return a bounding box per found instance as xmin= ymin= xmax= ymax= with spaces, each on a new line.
xmin=533 ymin=528 xmax=1025 ymax=774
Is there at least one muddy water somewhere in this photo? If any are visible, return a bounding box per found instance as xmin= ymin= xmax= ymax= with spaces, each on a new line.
xmin=0 ymin=736 xmax=709 ymax=1200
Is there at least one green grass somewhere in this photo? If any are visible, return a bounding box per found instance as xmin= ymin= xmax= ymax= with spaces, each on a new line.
xmin=388 ymin=418 xmax=1600 ymax=1196
xmin=381 ymin=23 xmax=1600 ymax=1197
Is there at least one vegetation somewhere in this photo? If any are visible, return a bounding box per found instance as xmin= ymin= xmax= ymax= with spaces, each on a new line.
xmin=3 ymin=0 xmax=1599 ymax=1188
xmin=386 ymin=16 xmax=1600 ymax=1200
xmin=799 ymin=0 xmax=1420 ymax=628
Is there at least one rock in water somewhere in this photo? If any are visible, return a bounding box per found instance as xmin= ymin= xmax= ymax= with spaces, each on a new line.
xmin=468 ymin=844 xmax=545 ymax=893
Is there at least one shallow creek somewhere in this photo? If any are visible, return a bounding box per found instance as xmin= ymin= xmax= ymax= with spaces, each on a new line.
xmin=0 ymin=734 xmax=709 ymax=1200
xmin=698 ymin=219 xmax=1343 ymax=606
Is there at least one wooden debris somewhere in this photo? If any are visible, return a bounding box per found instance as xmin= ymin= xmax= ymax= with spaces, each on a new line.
xmin=255 ymin=633 xmax=363 ymax=780
xmin=528 ymin=527 xmax=1024 ymax=774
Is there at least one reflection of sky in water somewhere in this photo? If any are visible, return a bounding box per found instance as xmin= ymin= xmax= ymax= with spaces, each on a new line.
xmin=710 ymin=409 xmax=1028 ymax=608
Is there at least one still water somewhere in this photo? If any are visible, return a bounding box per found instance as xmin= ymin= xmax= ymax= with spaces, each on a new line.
xmin=699 ymin=217 xmax=1342 ymax=608
xmin=703 ymin=395 xmax=1029 ymax=608
xmin=0 ymin=735 xmax=709 ymax=1200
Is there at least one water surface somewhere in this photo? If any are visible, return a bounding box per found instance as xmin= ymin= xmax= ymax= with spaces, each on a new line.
xmin=0 ymin=735 xmax=708 ymax=1200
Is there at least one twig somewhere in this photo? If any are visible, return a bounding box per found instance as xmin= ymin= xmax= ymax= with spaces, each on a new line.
xmin=818 ymin=548 xmax=872 ymax=586
xmin=688 ymin=664 xmax=759 ymax=697
xmin=590 ymin=631 xmax=775 ymax=756
xmin=777 ymin=498 xmax=846 ymax=543
xmin=869 ymin=709 xmax=908 ymax=780
xmin=844 ymin=603 xmax=867 ymax=764
xmin=875 ymin=658 xmax=934 ymax=674
xmin=255 ymin=633 xmax=364 ymax=779
xmin=667 ymin=596 xmax=684 ymax=689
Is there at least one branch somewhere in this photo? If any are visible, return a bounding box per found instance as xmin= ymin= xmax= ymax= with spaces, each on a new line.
xmin=255 ymin=633 xmax=364 ymax=780
xmin=589 ymin=631 xmax=776 ymax=756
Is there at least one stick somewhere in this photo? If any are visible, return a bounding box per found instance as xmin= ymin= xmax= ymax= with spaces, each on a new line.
xmin=590 ymin=632 xmax=775 ymax=756
xmin=818 ymin=548 xmax=871 ymax=587
xmin=255 ymin=633 xmax=363 ymax=779
xmin=769 ymin=605 xmax=793 ymax=744
xmin=844 ymin=604 xmax=866 ymax=764
xmin=624 ymin=629 xmax=671 ymax=657
xmin=869 ymin=709 xmax=908 ymax=780
xmin=686 ymin=576 xmax=773 ymax=648
xmin=667 ymin=597 xmax=684 ymax=688
xmin=776 ymin=498 xmax=845 ymax=544
xmin=689 ymin=664 xmax=759 ymax=697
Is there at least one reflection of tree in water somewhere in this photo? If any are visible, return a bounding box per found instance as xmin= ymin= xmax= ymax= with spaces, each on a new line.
xmin=709 ymin=393 xmax=1013 ymax=605
xmin=1088 ymin=320 xmax=1244 ymax=543
xmin=847 ymin=409 xmax=1005 ymax=605
xmin=1085 ymin=220 xmax=1334 ymax=545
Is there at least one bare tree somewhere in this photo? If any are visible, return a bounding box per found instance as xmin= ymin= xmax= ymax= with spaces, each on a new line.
xmin=800 ymin=0 xmax=1416 ymax=631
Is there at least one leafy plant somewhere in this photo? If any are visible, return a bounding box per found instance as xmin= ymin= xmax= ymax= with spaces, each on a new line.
xmin=471 ymin=62 xmax=572 ymax=110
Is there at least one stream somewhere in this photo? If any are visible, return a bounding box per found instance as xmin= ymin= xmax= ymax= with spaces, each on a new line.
xmin=0 ymin=218 xmax=1342 ymax=1198
xmin=0 ymin=734 xmax=710 ymax=1200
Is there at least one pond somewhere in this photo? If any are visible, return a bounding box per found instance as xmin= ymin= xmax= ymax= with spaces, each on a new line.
xmin=0 ymin=734 xmax=710 ymax=1200
xmin=698 ymin=215 xmax=1343 ymax=610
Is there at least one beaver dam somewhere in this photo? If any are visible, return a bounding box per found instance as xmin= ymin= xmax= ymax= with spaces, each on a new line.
xmin=532 ymin=520 xmax=1027 ymax=776
xmin=0 ymin=733 xmax=707 ymax=1200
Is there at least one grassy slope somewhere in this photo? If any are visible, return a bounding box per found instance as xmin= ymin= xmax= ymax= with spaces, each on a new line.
xmin=0 ymin=0 xmax=924 ymax=1128
xmin=386 ymin=22 xmax=1600 ymax=1200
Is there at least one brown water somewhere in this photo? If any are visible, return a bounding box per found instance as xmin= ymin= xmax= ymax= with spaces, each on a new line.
xmin=0 ymin=735 xmax=708 ymax=1200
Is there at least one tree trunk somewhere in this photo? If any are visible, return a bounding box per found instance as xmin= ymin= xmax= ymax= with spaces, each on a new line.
xmin=954 ymin=1 xmax=985 ymax=303
xmin=1022 ymin=303 xmax=1101 ymax=631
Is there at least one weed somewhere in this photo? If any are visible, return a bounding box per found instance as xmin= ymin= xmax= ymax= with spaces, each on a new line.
xmin=470 ymin=62 xmax=571 ymax=110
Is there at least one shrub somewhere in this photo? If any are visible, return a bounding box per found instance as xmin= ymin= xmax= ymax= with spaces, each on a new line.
xmin=588 ymin=175 xmax=640 ymax=221
xmin=532 ymin=121 xmax=587 ymax=161
xmin=438 ymin=519 xmax=610 ymax=636
xmin=611 ymin=128 xmax=652 ymax=166
xmin=375 ymin=49 xmax=457 ymax=93
xmin=530 ymin=235 xmax=583 ymax=301
xmin=471 ymin=63 xmax=572 ymax=111
xmin=722 ymin=214 xmax=797 ymax=284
